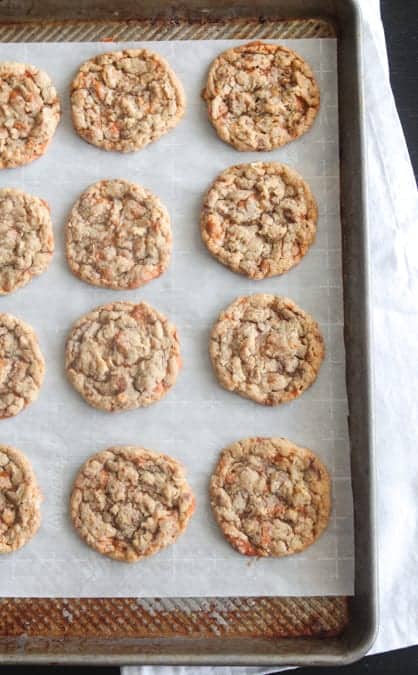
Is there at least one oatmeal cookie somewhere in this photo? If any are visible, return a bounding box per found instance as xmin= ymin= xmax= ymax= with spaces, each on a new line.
xmin=0 ymin=187 xmax=54 ymax=294
xmin=0 ymin=444 xmax=42 ymax=554
xmin=0 ymin=61 xmax=60 ymax=169
xmin=71 ymin=49 xmax=185 ymax=152
xmin=201 ymin=162 xmax=317 ymax=279
xmin=0 ymin=313 xmax=45 ymax=418
xmin=210 ymin=294 xmax=324 ymax=405
xmin=202 ymin=41 xmax=319 ymax=151
xmin=65 ymin=302 xmax=181 ymax=412
xmin=66 ymin=179 xmax=171 ymax=290
xmin=70 ymin=445 xmax=195 ymax=562
xmin=210 ymin=437 xmax=331 ymax=557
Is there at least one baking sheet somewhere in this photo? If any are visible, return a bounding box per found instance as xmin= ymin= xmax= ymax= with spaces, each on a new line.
xmin=0 ymin=39 xmax=354 ymax=597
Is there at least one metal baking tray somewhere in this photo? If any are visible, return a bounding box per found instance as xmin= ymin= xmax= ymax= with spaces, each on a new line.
xmin=0 ymin=0 xmax=376 ymax=666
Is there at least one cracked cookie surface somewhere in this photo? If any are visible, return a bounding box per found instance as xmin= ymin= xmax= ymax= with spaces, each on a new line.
xmin=0 ymin=444 xmax=42 ymax=554
xmin=0 ymin=187 xmax=54 ymax=294
xmin=201 ymin=162 xmax=317 ymax=279
xmin=65 ymin=302 xmax=181 ymax=412
xmin=66 ymin=179 xmax=171 ymax=290
xmin=71 ymin=49 xmax=185 ymax=152
xmin=202 ymin=41 xmax=319 ymax=151
xmin=210 ymin=437 xmax=331 ymax=557
xmin=0 ymin=313 xmax=45 ymax=418
xmin=210 ymin=294 xmax=324 ymax=405
xmin=70 ymin=445 xmax=195 ymax=562
xmin=0 ymin=61 xmax=60 ymax=168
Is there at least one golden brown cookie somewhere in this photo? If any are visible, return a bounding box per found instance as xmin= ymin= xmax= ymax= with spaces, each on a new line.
xmin=0 ymin=187 xmax=54 ymax=294
xmin=71 ymin=49 xmax=185 ymax=152
xmin=202 ymin=41 xmax=319 ymax=151
xmin=201 ymin=162 xmax=317 ymax=279
xmin=70 ymin=446 xmax=195 ymax=562
xmin=65 ymin=302 xmax=181 ymax=412
xmin=0 ymin=61 xmax=60 ymax=169
xmin=210 ymin=437 xmax=331 ymax=557
xmin=210 ymin=294 xmax=324 ymax=405
xmin=66 ymin=179 xmax=171 ymax=290
xmin=0 ymin=313 xmax=45 ymax=418
xmin=0 ymin=445 xmax=42 ymax=554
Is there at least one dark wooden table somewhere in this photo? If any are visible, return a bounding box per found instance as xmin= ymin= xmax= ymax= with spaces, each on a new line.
xmin=4 ymin=0 xmax=418 ymax=672
xmin=382 ymin=0 xmax=418 ymax=178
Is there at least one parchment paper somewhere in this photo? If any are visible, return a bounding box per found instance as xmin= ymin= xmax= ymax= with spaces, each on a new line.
xmin=0 ymin=39 xmax=354 ymax=597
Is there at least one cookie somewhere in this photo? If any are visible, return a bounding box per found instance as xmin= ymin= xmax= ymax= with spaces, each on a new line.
xmin=0 ymin=444 xmax=42 ymax=553
xmin=202 ymin=41 xmax=320 ymax=151
xmin=70 ymin=446 xmax=195 ymax=562
xmin=0 ymin=62 xmax=60 ymax=169
xmin=71 ymin=49 xmax=185 ymax=152
xmin=210 ymin=294 xmax=324 ymax=405
xmin=66 ymin=179 xmax=171 ymax=290
xmin=210 ymin=437 xmax=331 ymax=557
xmin=0 ymin=187 xmax=54 ymax=294
xmin=65 ymin=302 xmax=181 ymax=412
xmin=201 ymin=162 xmax=317 ymax=279
xmin=0 ymin=313 xmax=45 ymax=418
